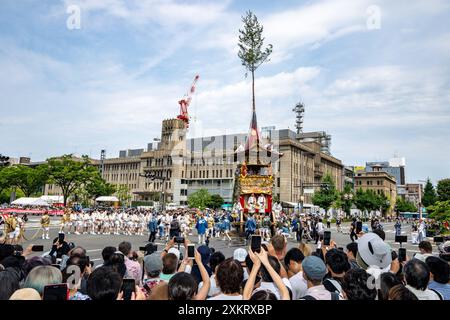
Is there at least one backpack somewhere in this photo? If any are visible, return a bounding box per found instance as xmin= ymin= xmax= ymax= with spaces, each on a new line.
xmin=323 ymin=278 xmax=344 ymax=299
xmin=170 ymin=219 xmax=179 ymax=230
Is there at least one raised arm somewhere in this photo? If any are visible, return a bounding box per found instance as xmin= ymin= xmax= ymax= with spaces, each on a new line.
xmin=160 ymin=237 xmax=175 ymax=258
xmin=194 ymin=249 xmax=210 ymax=300
xmin=256 ymin=248 xmax=290 ymax=300
xmin=243 ymin=247 xmax=261 ymax=300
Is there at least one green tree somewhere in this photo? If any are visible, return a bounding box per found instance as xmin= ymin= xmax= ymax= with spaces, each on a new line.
xmin=397 ymin=197 xmax=418 ymax=212
xmin=73 ymin=187 xmax=91 ymax=207
xmin=84 ymin=173 xmax=115 ymax=200
xmin=354 ymin=189 xmax=370 ymax=213
xmin=364 ymin=189 xmax=379 ymax=212
xmin=312 ymin=174 xmax=338 ymax=211
xmin=188 ymin=189 xmax=212 ymax=210
xmin=238 ymin=11 xmax=273 ymax=112
xmin=340 ymin=184 xmax=354 ymax=216
xmin=437 ymin=179 xmax=450 ymax=202
xmin=396 ymin=197 xmax=418 ymax=212
xmin=6 ymin=164 xmax=49 ymax=197
xmin=0 ymin=166 xmax=12 ymax=196
xmin=47 ymin=155 xmax=99 ymax=206
xmin=0 ymin=187 xmax=24 ymax=204
xmin=115 ymin=184 xmax=131 ymax=206
xmin=208 ymin=194 xmax=224 ymax=209
xmin=378 ymin=194 xmax=391 ymax=216
xmin=422 ymin=178 xmax=437 ymax=207
xmin=427 ymin=200 xmax=450 ymax=228
xmin=354 ymin=189 xmax=377 ymax=215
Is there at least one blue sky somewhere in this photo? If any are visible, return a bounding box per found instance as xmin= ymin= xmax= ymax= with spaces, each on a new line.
xmin=1 ymin=0 xmax=449 ymax=184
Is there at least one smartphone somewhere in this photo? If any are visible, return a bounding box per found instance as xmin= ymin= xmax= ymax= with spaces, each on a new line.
xmin=31 ymin=245 xmax=44 ymax=252
xmin=395 ymin=235 xmax=407 ymax=243
xmin=58 ymin=233 xmax=65 ymax=243
xmin=187 ymin=244 xmax=195 ymax=259
xmin=337 ymin=247 xmax=344 ymax=251
xmin=43 ymin=283 xmax=68 ymax=301
xmin=398 ymin=248 xmax=407 ymax=263
xmin=251 ymin=235 xmax=262 ymax=253
xmin=356 ymin=221 xmax=362 ymax=234
xmin=121 ymin=278 xmax=135 ymax=300
xmin=323 ymin=231 xmax=331 ymax=246
xmin=434 ymin=236 xmax=444 ymax=243
xmin=139 ymin=246 xmax=147 ymax=252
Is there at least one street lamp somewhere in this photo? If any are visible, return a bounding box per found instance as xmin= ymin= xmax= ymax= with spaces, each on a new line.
xmin=343 ymin=193 xmax=353 ymax=200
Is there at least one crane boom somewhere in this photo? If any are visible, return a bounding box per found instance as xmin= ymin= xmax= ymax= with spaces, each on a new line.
xmin=177 ymin=74 xmax=199 ymax=128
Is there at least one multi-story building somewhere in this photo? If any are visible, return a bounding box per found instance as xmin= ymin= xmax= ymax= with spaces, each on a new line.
xmin=366 ymin=157 xmax=406 ymax=186
xmin=354 ymin=166 xmax=397 ymax=215
xmin=404 ymin=183 xmax=423 ymax=208
xmin=37 ymin=117 xmax=344 ymax=208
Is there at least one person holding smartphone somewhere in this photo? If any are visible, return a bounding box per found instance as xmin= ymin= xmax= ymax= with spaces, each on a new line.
xmin=243 ymin=247 xmax=290 ymax=300
xmin=49 ymin=234 xmax=70 ymax=259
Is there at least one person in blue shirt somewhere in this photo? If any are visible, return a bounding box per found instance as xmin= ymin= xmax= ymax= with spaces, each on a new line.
xmin=291 ymin=215 xmax=302 ymax=242
xmin=221 ymin=214 xmax=231 ymax=241
xmin=147 ymin=214 xmax=158 ymax=243
xmin=196 ymin=213 xmax=207 ymax=244
xmin=245 ymin=214 xmax=257 ymax=242
xmin=426 ymin=256 xmax=450 ymax=300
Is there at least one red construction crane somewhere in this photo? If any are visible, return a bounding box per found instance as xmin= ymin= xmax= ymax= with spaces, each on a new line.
xmin=177 ymin=74 xmax=200 ymax=128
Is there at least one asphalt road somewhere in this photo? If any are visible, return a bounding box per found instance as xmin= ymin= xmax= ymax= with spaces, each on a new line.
xmin=17 ymin=217 xmax=439 ymax=266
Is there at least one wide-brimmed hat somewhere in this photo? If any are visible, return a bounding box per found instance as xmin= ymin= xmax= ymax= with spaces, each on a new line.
xmin=357 ymin=233 xmax=392 ymax=269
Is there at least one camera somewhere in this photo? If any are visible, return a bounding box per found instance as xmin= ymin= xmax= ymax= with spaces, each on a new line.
xmin=175 ymin=236 xmax=185 ymax=244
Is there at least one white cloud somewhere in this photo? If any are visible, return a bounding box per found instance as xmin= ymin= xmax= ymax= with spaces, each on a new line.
xmin=62 ymin=0 xmax=231 ymax=28
xmin=262 ymin=0 xmax=372 ymax=61
xmin=2 ymin=0 xmax=450 ymax=182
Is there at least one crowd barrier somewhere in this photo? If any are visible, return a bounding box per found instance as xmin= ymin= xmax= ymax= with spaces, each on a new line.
xmin=0 ymin=208 xmax=64 ymax=216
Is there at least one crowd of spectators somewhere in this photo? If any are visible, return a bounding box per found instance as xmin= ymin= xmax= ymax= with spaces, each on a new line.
xmin=1 ymin=230 xmax=449 ymax=300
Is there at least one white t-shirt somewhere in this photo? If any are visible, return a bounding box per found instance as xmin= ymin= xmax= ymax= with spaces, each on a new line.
xmin=199 ymin=275 xmax=221 ymax=297
xmin=253 ymin=278 xmax=292 ymax=300
xmin=288 ymin=272 xmax=308 ymax=300
xmin=405 ymin=285 xmax=441 ymax=300
xmin=317 ymin=222 xmax=324 ymax=233
xmin=208 ymin=293 xmax=243 ymax=300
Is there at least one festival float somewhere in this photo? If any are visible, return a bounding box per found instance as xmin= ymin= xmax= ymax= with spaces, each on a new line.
xmin=234 ymin=109 xmax=283 ymax=235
